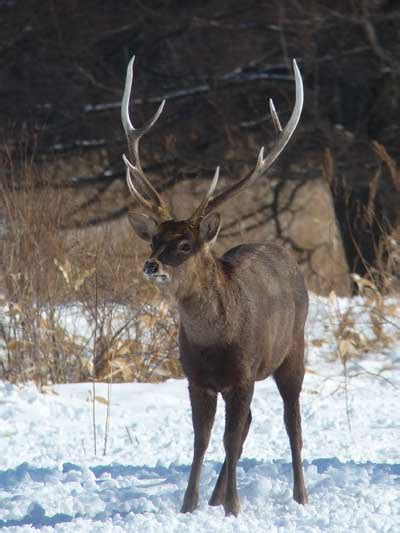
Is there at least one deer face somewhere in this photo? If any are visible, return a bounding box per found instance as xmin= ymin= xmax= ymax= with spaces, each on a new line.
xmin=128 ymin=212 xmax=221 ymax=293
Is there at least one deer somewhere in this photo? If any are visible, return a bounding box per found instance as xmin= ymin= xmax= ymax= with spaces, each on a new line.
xmin=121 ymin=55 xmax=308 ymax=516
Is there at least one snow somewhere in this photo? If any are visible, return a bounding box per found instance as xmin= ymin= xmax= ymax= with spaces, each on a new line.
xmin=0 ymin=295 xmax=399 ymax=532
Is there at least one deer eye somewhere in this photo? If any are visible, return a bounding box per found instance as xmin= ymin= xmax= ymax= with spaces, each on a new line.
xmin=178 ymin=241 xmax=192 ymax=253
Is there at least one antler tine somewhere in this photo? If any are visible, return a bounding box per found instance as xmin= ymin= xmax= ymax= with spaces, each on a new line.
xmin=121 ymin=55 xmax=170 ymax=220
xmin=189 ymin=166 xmax=220 ymax=225
xmin=124 ymin=156 xmax=171 ymax=221
xmin=125 ymin=166 xmax=156 ymax=215
xmin=203 ymin=59 xmax=303 ymax=216
xmin=269 ymin=98 xmax=283 ymax=133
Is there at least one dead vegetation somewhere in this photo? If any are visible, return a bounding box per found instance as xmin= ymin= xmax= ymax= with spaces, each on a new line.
xmin=0 ymin=158 xmax=180 ymax=386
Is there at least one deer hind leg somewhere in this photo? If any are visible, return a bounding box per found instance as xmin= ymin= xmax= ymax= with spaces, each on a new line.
xmin=218 ymin=384 xmax=254 ymax=516
xmin=209 ymin=409 xmax=252 ymax=507
xmin=181 ymin=384 xmax=217 ymax=513
xmin=274 ymin=344 xmax=308 ymax=505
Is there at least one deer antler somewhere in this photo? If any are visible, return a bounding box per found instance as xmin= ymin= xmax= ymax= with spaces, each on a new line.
xmin=122 ymin=56 xmax=171 ymax=221
xmin=190 ymin=59 xmax=304 ymax=223
xmin=122 ymin=57 xmax=303 ymax=225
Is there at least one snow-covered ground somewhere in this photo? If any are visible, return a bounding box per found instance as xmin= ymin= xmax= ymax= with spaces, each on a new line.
xmin=0 ymin=295 xmax=399 ymax=532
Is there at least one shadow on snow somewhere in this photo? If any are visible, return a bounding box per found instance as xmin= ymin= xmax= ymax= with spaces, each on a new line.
xmin=0 ymin=458 xmax=399 ymax=528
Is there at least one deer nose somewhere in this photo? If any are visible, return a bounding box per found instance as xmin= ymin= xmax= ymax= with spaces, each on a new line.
xmin=144 ymin=260 xmax=159 ymax=275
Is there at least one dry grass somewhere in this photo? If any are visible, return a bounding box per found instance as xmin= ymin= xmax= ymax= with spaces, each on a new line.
xmin=0 ymin=156 xmax=180 ymax=386
xmin=328 ymin=280 xmax=399 ymax=365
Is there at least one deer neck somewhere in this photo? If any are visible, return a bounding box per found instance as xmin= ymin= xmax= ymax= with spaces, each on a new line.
xmin=176 ymin=249 xmax=236 ymax=344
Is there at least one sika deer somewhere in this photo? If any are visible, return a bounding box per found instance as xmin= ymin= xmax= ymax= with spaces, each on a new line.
xmin=121 ymin=56 xmax=308 ymax=516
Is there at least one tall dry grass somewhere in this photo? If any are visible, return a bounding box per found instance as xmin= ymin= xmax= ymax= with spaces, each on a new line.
xmin=0 ymin=153 xmax=180 ymax=386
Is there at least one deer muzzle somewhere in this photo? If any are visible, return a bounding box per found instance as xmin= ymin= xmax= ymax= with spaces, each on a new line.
xmin=143 ymin=259 xmax=170 ymax=284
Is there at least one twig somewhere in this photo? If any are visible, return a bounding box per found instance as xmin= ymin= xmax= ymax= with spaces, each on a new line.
xmin=126 ymin=426 xmax=139 ymax=445
xmin=361 ymin=1 xmax=391 ymax=64
xmin=350 ymin=361 xmax=397 ymax=389
xmin=371 ymin=141 xmax=400 ymax=192
xmin=343 ymin=355 xmax=352 ymax=433
xmin=103 ymin=369 xmax=112 ymax=456
xmin=326 ymin=294 xmax=353 ymax=432
xmin=92 ymin=250 xmax=98 ymax=456
xmin=126 ymin=426 xmax=134 ymax=445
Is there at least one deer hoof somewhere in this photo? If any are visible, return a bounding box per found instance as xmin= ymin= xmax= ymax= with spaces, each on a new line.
xmin=180 ymin=502 xmax=197 ymax=513
xmin=208 ymin=496 xmax=223 ymax=507
xmin=180 ymin=487 xmax=199 ymax=513
xmin=223 ymin=497 xmax=240 ymax=517
xmin=208 ymin=490 xmax=225 ymax=507
xmin=293 ymin=487 xmax=308 ymax=505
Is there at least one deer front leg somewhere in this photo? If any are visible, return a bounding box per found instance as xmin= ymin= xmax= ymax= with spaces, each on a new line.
xmin=221 ymin=384 xmax=254 ymax=517
xmin=209 ymin=410 xmax=252 ymax=507
xmin=181 ymin=384 xmax=217 ymax=513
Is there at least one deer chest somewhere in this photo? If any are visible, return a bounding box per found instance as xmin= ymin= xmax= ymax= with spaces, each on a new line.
xmin=179 ymin=337 xmax=251 ymax=392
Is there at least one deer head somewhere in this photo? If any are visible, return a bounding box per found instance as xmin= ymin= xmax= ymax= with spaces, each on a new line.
xmin=121 ymin=56 xmax=303 ymax=296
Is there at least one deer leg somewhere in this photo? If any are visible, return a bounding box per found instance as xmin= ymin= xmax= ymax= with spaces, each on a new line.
xmin=209 ymin=409 xmax=252 ymax=507
xmin=274 ymin=351 xmax=308 ymax=505
xmin=181 ymin=384 xmax=217 ymax=513
xmin=220 ymin=384 xmax=254 ymax=517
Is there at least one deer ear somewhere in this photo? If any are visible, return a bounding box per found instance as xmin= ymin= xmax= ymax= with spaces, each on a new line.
xmin=199 ymin=212 xmax=221 ymax=247
xmin=128 ymin=212 xmax=158 ymax=241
